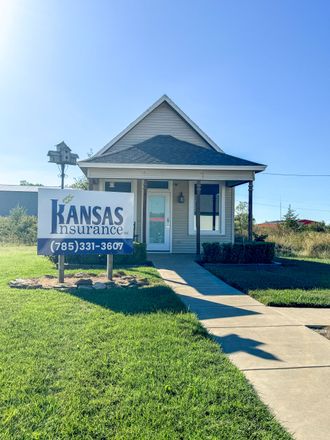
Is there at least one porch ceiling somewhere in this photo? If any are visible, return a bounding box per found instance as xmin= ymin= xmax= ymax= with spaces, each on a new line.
xmin=83 ymin=167 xmax=257 ymax=182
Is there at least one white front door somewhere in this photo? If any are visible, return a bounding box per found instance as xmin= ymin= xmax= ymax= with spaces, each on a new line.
xmin=147 ymin=192 xmax=171 ymax=251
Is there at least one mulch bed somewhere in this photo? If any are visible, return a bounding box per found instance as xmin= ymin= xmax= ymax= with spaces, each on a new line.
xmin=9 ymin=272 xmax=150 ymax=290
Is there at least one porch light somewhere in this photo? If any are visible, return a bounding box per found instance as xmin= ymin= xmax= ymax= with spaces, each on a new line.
xmin=178 ymin=192 xmax=185 ymax=204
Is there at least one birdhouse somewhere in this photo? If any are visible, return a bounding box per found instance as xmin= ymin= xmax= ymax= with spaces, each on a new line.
xmin=47 ymin=141 xmax=79 ymax=165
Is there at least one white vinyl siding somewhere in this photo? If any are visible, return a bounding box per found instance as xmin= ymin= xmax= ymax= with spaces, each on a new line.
xmin=95 ymin=177 xmax=234 ymax=253
xmin=104 ymin=102 xmax=212 ymax=154
xmin=172 ymin=181 xmax=233 ymax=253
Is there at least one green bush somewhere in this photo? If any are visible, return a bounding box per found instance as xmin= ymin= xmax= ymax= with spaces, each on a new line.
xmin=48 ymin=242 xmax=147 ymax=267
xmin=114 ymin=242 xmax=147 ymax=265
xmin=202 ymin=242 xmax=275 ymax=264
xmin=0 ymin=206 xmax=37 ymax=245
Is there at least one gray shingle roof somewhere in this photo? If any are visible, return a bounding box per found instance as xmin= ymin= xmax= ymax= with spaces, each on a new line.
xmin=86 ymin=135 xmax=264 ymax=167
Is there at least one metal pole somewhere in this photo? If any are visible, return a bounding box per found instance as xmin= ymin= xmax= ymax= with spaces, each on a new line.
xmin=58 ymin=163 xmax=65 ymax=283
xmin=196 ymin=181 xmax=201 ymax=258
xmin=142 ymin=180 xmax=147 ymax=244
xmin=107 ymin=254 xmax=113 ymax=280
xmin=60 ymin=164 xmax=65 ymax=191
xmin=248 ymin=181 xmax=253 ymax=241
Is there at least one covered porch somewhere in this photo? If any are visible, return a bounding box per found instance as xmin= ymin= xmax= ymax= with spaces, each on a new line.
xmin=86 ymin=170 xmax=255 ymax=255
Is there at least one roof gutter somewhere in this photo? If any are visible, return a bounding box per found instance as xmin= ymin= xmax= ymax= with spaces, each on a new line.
xmin=78 ymin=161 xmax=266 ymax=172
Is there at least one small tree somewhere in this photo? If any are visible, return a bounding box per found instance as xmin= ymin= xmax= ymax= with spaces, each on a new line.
xmin=20 ymin=180 xmax=43 ymax=186
xmin=8 ymin=206 xmax=37 ymax=244
xmin=283 ymin=205 xmax=300 ymax=231
xmin=306 ymin=221 xmax=327 ymax=233
xmin=70 ymin=176 xmax=88 ymax=190
xmin=235 ymin=202 xmax=249 ymax=237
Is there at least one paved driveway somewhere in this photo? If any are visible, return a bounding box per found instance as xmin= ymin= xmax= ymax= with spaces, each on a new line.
xmin=152 ymin=254 xmax=330 ymax=440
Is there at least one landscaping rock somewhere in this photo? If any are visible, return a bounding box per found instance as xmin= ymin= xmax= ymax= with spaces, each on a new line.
xmin=9 ymin=279 xmax=42 ymax=289
xmin=74 ymin=272 xmax=97 ymax=278
xmin=75 ymin=278 xmax=93 ymax=287
xmin=94 ymin=282 xmax=106 ymax=290
xmin=8 ymin=273 xmax=148 ymax=291
xmin=74 ymin=272 xmax=86 ymax=278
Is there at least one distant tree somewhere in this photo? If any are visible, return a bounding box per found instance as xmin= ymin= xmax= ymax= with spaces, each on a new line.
xmin=9 ymin=205 xmax=27 ymax=222
xmin=235 ymin=202 xmax=249 ymax=237
xmin=69 ymin=176 xmax=88 ymax=190
xmin=20 ymin=180 xmax=43 ymax=186
xmin=5 ymin=206 xmax=37 ymax=245
xmin=283 ymin=205 xmax=300 ymax=231
xmin=306 ymin=221 xmax=327 ymax=233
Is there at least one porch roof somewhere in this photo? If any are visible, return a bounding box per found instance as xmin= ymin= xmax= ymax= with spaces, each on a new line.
xmin=81 ymin=135 xmax=265 ymax=170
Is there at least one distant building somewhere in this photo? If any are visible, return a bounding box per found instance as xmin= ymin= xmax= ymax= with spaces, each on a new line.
xmin=0 ymin=185 xmax=56 ymax=216
xmin=257 ymin=219 xmax=318 ymax=229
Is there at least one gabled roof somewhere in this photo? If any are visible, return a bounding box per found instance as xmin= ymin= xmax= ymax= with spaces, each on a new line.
xmin=83 ymin=135 xmax=265 ymax=170
xmin=93 ymin=95 xmax=223 ymax=157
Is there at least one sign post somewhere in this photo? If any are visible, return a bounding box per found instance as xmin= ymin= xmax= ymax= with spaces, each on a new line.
xmin=107 ymin=254 xmax=113 ymax=280
xmin=47 ymin=142 xmax=79 ymax=283
xmin=37 ymin=189 xmax=134 ymax=279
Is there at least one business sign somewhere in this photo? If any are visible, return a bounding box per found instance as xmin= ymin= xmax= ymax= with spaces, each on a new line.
xmin=37 ymin=188 xmax=134 ymax=255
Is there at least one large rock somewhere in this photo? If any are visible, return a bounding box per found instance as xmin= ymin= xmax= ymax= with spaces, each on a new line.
xmin=9 ymin=279 xmax=42 ymax=289
xmin=75 ymin=278 xmax=93 ymax=287
xmin=93 ymin=282 xmax=106 ymax=290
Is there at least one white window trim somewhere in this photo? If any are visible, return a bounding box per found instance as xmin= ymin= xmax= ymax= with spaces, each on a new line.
xmin=145 ymin=181 xmax=173 ymax=253
xmin=188 ymin=181 xmax=225 ymax=236
xmin=104 ymin=179 xmax=137 ymax=224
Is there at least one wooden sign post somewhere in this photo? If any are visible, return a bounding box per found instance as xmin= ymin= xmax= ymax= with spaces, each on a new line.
xmin=107 ymin=254 xmax=113 ymax=280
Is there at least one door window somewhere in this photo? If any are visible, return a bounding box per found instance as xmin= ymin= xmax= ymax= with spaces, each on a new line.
xmin=148 ymin=195 xmax=166 ymax=244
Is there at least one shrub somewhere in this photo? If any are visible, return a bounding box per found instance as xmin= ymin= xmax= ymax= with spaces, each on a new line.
xmin=48 ymin=242 xmax=147 ymax=267
xmin=0 ymin=206 xmax=37 ymax=245
xmin=253 ymin=232 xmax=268 ymax=242
xmin=202 ymin=242 xmax=275 ymax=264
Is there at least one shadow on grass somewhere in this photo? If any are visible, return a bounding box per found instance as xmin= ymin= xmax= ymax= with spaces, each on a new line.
xmin=65 ymin=279 xmax=280 ymax=363
xmin=66 ymin=284 xmax=187 ymax=315
xmin=207 ymin=258 xmax=330 ymax=292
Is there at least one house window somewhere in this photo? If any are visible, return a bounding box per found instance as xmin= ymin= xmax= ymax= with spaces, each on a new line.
xmin=189 ymin=182 xmax=224 ymax=235
xmin=147 ymin=180 xmax=169 ymax=189
xmin=105 ymin=181 xmax=131 ymax=192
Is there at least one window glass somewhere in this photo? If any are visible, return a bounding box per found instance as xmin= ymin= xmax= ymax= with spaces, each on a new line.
xmin=148 ymin=195 xmax=166 ymax=244
xmin=105 ymin=181 xmax=131 ymax=192
xmin=194 ymin=184 xmax=220 ymax=231
xmin=147 ymin=181 xmax=169 ymax=189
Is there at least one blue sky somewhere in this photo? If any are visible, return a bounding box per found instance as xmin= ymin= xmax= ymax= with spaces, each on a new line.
xmin=1 ymin=0 xmax=329 ymax=222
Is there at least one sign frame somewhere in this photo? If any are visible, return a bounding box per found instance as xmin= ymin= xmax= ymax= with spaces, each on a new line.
xmin=37 ymin=188 xmax=134 ymax=256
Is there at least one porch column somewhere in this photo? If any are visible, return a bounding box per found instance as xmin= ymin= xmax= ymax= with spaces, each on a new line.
xmin=142 ymin=179 xmax=147 ymax=244
xmin=196 ymin=180 xmax=201 ymax=257
xmin=248 ymin=181 xmax=253 ymax=241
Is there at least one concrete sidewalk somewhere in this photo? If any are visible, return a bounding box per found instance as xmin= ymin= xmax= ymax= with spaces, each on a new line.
xmin=151 ymin=254 xmax=330 ymax=440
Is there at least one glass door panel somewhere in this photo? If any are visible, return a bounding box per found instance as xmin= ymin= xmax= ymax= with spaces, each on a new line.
xmin=148 ymin=195 xmax=165 ymax=244
xmin=147 ymin=192 xmax=170 ymax=251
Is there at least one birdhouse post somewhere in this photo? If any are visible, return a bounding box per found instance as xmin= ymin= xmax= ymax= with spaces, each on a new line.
xmin=47 ymin=142 xmax=79 ymax=282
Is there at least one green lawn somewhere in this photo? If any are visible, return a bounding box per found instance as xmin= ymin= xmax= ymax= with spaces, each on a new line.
xmin=0 ymin=246 xmax=291 ymax=439
xmin=206 ymin=257 xmax=330 ymax=307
